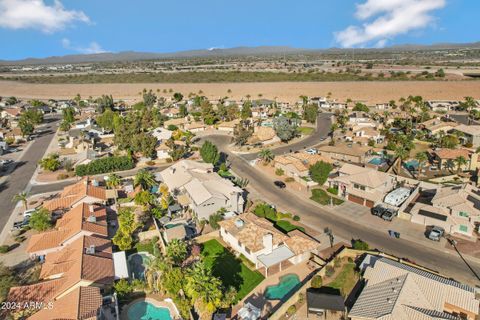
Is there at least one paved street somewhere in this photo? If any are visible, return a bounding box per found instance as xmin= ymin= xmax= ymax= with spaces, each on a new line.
xmin=0 ymin=115 xmax=60 ymax=229
xmin=202 ymin=134 xmax=480 ymax=286
xmin=242 ymin=113 xmax=332 ymax=161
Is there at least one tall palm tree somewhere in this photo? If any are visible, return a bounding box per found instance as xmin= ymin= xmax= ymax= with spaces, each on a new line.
xmin=445 ymin=159 xmax=455 ymax=173
xmin=12 ymin=192 xmax=28 ymax=211
xmin=259 ymin=148 xmax=274 ymax=164
xmin=394 ymin=145 xmax=409 ymax=172
xmin=415 ymin=152 xmax=428 ymax=176
xmin=134 ymin=169 xmax=156 ymax=191
xmin=106 ymin=173 xmax=121 ymax=190
xmin=455 ymin=156 xmax=468 ymax=173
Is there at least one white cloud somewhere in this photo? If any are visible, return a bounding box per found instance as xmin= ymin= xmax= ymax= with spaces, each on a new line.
xmin=0 ymin=0 xmax=90 ymax=33
xmin=62 ymin=38 xmax=106 ymax=54
xmin=335 ymin=0 xmax=446 ymax=48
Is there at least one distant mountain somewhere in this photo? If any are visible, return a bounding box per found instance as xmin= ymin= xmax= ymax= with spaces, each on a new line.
xmin=0 ymin=46 xmax=306 ymax=65
xmin=1 ymin=42 xmax=479 ymax=65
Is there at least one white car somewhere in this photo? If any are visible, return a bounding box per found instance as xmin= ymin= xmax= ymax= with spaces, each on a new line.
xmin=23 ymin=209 xmax=36 ymax=218
xmin=305 ymin=148 xmax=318 ymax=155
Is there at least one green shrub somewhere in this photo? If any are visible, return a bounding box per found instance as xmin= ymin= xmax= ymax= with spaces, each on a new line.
xmin=286 ymin=305 xmax=296 ymax=316
xmin=76 ymin=156 xmax=134 ymax=176
xmin=293 ymin=215 xmax=300 ymax=221
xmin=275 ymin=220 xmax=305 ymax=233
xmin=325 ymin=265 xmax=335 ymax=277
xmin=311 ymin=275 xmax=323 ymax=288
xmin=275 ymin=168 xmax=284 ymax=176
xmin=352 ymin=239 xmax=370 ymax=250
xmin=347 ymin=257 xmax=354 ymax=263
xmin=327 ymin=187 xmax=338 ymax=195
xmin=0 ymin=245 xmax=10 ymax=254
xmin=285 ymin=177 xmax=294 ymax=183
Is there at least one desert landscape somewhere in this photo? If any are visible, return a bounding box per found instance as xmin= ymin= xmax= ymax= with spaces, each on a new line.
xmin=1 ymin=80 xmax=479 ymax=103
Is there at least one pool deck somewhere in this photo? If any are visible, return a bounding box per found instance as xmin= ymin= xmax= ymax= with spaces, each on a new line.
xmin=233 ymin=260 xmax=311 ymax=318
xmin=121 ymin=296 xmax=181 ymax=320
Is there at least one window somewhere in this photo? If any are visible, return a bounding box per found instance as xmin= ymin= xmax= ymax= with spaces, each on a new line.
xmin=459 ymin=211 xmax=469 ymax=218
xmin=459 ymin=225 xmax=468 ymax=233
xmin=354 ymin=183 xmax=366 ymax=191
xmin=245 ymin=247 xmax=250 ymax=254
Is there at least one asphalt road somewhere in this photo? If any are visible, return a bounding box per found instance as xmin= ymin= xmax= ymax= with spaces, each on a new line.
xmin=201 ymin=134 xmax=480 ymax=287
xmin=242 ymin=113 xmax=332 ymax=161
xmin=0 ymin=115 xmax=60 ymax=228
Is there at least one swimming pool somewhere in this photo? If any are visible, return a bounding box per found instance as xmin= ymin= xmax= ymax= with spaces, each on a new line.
xmin=128 ymin=252 xmax=152 ymax=280
xmin=368 ymin=157 xmax=386 ymax=166
xmin=127 ymin=301 xmax=172 ymax=320
xmin=264 ymin=274 xmax=301 ymax=300
xmin=404 ymin=159 xmax=419 ymax=170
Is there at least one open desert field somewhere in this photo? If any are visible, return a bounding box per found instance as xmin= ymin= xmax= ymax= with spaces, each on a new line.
xmin=0 ymin=80 xmax=479 ymax=103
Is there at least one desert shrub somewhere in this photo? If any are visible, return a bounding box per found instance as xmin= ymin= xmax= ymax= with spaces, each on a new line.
xmin=325 ymin=265 xmax=335 ymax=277
xmin=293 ymin=215 xmax=300 ymax=221
xmin=285 ymin=177 xmax=294 ymax=183
xmin=0 ymin=245 xmax=9 ymax=254
xmin=275 ymin=168 xmax=284 ymax=176
xmin=311 ymin=275 xmax=323 ymax=288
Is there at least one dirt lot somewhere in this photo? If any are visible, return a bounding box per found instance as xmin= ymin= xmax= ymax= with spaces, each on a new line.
xmin=1 ymin=80 xmax=479 ymax=104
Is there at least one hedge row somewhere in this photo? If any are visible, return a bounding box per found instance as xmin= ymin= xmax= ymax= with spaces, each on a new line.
xmin=75 ymin=156 xmax=134 ymax=176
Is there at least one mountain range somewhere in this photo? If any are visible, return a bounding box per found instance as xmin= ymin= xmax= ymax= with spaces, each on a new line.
xmin=1 ymin=42 xmax=480 ymax=65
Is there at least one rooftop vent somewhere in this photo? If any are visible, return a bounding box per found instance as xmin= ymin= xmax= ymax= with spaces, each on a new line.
xmin=387 ymin=298 xmax=392 ymax=304
xmin=85 ymin=245 xmax=95 ymax=255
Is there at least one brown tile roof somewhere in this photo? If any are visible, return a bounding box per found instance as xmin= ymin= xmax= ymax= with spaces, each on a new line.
xmin=27 ymin=204 xmax=108 ymax=254
xmin=29 ymin=286 xmax=102 ymax=320
xmin=9 ymin=235 xmax=114 ymax=306
xmin=219 ymin=213 xmax=319 ymax=255
xmin=43 ymin=179 xmax=107 ymax=211
xmin=434 ymin=148 xmax=471 ymax=160
xmin=3 ymin=108 xmax=22 ymax=117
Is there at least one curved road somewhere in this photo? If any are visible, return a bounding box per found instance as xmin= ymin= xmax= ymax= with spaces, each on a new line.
xmin=201 ymin=132 xmax=480 ymax=287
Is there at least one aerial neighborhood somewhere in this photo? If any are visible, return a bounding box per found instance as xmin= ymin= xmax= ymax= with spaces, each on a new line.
xmin=0 ymin=89 xmax=479 ymax=320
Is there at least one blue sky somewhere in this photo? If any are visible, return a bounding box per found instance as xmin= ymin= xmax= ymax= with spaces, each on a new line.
xmin=0 ymin=0 xmax=478 ymax=60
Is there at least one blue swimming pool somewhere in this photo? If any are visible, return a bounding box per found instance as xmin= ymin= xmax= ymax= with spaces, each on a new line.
xmin=265 ymin=274 xmax=301 ymax=300
xmin=368 ymin=157 xmax=385 ymax=165
xmin=127 ymin=301 xmax=172 ymax=320
xmin=404 ymin=159 xmax=420 ymax=170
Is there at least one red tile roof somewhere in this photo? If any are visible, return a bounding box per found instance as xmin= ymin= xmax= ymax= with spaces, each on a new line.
xmin=43 ymin=179 xmax=107 ymax=211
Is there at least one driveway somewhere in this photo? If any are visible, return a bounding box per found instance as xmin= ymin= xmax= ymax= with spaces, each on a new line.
xmin=0 ymin=115 xmax=60 ymax=229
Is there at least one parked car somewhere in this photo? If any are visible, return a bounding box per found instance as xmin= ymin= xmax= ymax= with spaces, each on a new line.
xmin=7 ymin=148 xmax=19 ymax=153
xmin=0 ymin=159 xmax=13 ymax=166
xmin=12 ymin=217 xmax=30 ymax=230
xmin=381 ymin=209 xmax=397 ymax=221
xmin=371 ymin=205 xmax=386 ymax=217
xmin=427 ymin=226 xmax=444 ymax=241
xmin=274 ymin=181 xmax=286 ymax=189
xmin=23 ymin=209 xmax=36 ymax=218
xmin=305 ymin=148 xmax=318 ymax=155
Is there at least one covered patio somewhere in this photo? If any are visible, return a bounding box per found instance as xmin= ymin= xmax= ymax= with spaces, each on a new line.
xmin=256 ymin=245 xmax=294 ymax=277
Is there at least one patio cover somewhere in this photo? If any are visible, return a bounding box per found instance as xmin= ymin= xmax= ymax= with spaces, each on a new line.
xmin=307 ymin=289 xmax=345 ymax=312
xmin=177 ymin=194 xmax=191 ymax=206
xmin=238 ymin=303 xmax=261 ymax=320
xmin=257 ymin=245 xmax=294 ymax=268
xmin=112 ymin=251 xmax=129 ymax=280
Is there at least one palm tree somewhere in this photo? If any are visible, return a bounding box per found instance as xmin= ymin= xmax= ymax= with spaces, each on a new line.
xmin=185 ymin=261 xmax=223 ymax=319
xmin=415 ymin=152 xmax=428 ymax=176
xmin=12 ymin=192 xmax=28 ymax=211
xmin=455 ymin=156 xmax=468 ymax=173
xmin=106 ymin=173 xmax=121 ymax=190
xmin=134 ymin=169 xmax=156 ymax=191
xmin=445 ymin=159 xmax=455 ymax=173
xmin=259 ymin=149 xmax=274 ymax=164
xmin=394 ymin=145 xmax=409 ymax=172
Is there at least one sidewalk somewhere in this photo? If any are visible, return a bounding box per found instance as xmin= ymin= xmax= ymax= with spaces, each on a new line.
xmin=248 ymin=162 xmax=480 ymax=267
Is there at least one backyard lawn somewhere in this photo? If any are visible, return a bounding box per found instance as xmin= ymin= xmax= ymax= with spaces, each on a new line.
xmin=201 ymin=239 xmax=265 ymax=301
xmin=298 ymin=126 xmax=315 ymax=135
xmin=327 ymin=262 xmax=358 ymax=297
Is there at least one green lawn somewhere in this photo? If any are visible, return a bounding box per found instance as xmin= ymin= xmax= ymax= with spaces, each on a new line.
xmin=327 ymin=263 xmax=358 ymax=297
xmin=275 ymin=220 xmax=305 ymax=233
xmin=201 ymin=239 xmax=264 ymax=301
xmin=298 ymin=126 xmax=315 ymax=135
xmin=310 ymin=189 xmax=344 ymax=206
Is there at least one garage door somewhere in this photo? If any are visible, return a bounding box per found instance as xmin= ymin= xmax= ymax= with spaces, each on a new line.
xmin=348 ymin=194 xmax=364 ymax=205
xmin=365 ymin=200 xmax=374 ymax=208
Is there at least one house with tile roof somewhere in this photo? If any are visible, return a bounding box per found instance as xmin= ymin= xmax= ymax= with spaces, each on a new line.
xmin=159 ymin=160 xmax=245 ymax=220
xmin=274 ymin=153 xmax=333 ymax=187
xmin=8 ymin=235 xmax=114 ymax=308
xmin=218 ymin=213 xmax=320 ymax=276
xmin=27 ymin=203 xmax=108 ymax=257
xmin=419 ymin=117 xmax=458 ymax=136
xmin=317 ymin=144 xmax=374 ymax=164
xmin=330 ymin=163 xmax=396 ymax=208
xmin=42 ymin=179 xmax=108 ymax=212
xmin=431 ymin=148 xmax=478 ymax=172
xmin=349 ymin=254 xmax=479 ymax=320
xmin=410 ymin=184 xmax=480 ymax=238
xmin=28 ymin=286 xmax=103 ymax=320
xmin=450 ymin=124 xmax=480 ymax=148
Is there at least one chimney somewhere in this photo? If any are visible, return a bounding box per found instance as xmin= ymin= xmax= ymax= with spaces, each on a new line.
xmin=263 ymin=233 xmax=273 ymax=254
